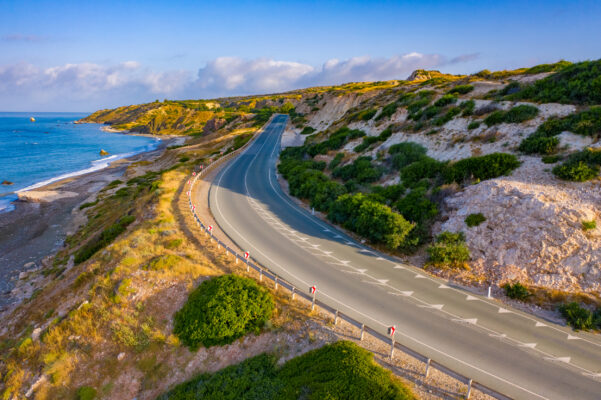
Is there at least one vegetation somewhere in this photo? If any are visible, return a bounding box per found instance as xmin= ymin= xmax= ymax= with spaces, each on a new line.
xmin=376 ymin=102 xmax=399 ymax=120
xmin=552 ymin=148 xmax=601 ymax=181
xmin=582 ymin=220 xmax=597 ymax=231
xmin=448 ymin=85 xmax=474 ymax=95
xmin=465 ymin=213 xmax=486 ymax=227
xmin=300 ymin=126 xmax=316 ymax=135
xmin=158 ymin=341 xmax=415 ymax=400
xmin=467 ymin=121 xmax=480 ymax=130
xmin=389 ymin=142 xmax=427 ymax=170
xmin=508 ymin=60 xmax=601 ymax=105
xmin=332 ymin=156 xmax=384 ymax=184
xmin=484 ymin=105 xmax=539 ymax=126
xmin=173 ymin=275 xmax=274 ymax=349
xmin=427 ymin=232 xmax=470 ymax=269
xmin=353 ymin=127 xmax=393 ymax=152
xmin=305 ymin=127 xmax=365 ymax=156
xmin=444 ymin=153 xmax=520 ymax=184
xmin=503 ymin=282 xmax=531 ymax=301
xmin=77 ymin=386 xmax=97 ymax=400
xmin=559 ymin=302 xmax=600 ymax=331
xmin=74 ymin=215 xmax=135 ymax=264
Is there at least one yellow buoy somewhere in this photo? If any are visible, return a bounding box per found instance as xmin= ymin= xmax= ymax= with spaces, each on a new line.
xmin=30 ymin=117 xmax=35 ymax=122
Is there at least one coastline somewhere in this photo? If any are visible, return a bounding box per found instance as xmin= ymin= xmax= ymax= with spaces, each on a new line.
xmin=0 ymin=133 xmax=185 ymax=311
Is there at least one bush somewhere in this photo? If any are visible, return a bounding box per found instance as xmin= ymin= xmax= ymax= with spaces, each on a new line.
xmin=77 ymin=386 xmax=97 ymax=400
xmin=178 ymin=156 xmax=190 ymax=163
xmin=433 ymin=107 xmax=461 ymax=126
xmin=542 ymin=155 xmax=560 ymax=164
xmin=74 ymin=215 xmax=135 ymax=264
xmin=396 ymin=188 xmax=438 ymax=224
xmin=401 ymin=157 xmax=445 ymax=187
xmin=300 ymin=126 xmax=316 ymax=135
xmin=158 ymin=341 xmax=416 ymax=400
xmin=444 ymin=153 xmax=520 ymax=184
xmin=329 ymin=153 xmax=344 ymax=170
xmin=389 ymin=142 xmax=427 ymax=169
xmin=427 ymin=231 xmax=470 ymax=268
xmin=173 ymin=275 xmax=274 ymax=349
xmin=376 ymin=102 xmax=399 ymax=120
xmin=467 ymin=121 xmax=480 ymax=130
xmin=233 ymin=134 xmax=253 ymax=150
xmin=306 ymin=127 xmax=366 ymax=156
xmin=351 ymin=108 xmax=378 ymax=121
xmin=460 ymin=100 xmax=476 ymax=116
xmin=484 ymin=110 xmax=506 ymax=126
xmin=509 ymin=60 xmax=601 ymax=105
xmin=448 ymin=85 xmax=474 ymax=95
xmin=559 ymin=302 xmax=594 ymax=330
xmin=503 ymin=282 xmax=530 ymax=301
xmin=582 ymin=220 xmax=597 ymax=231
xmin=503 ymin=105 xmax=539 ymax=123
xmin=552 ymin=160 xmax=600 ymax=181
xmin=465 ymin=213 xmax=486 ymax=227
xmin=518 ymin=133 xmax=559 ymax=155
xmin=333 ymin=156 xmax=383 ymax=184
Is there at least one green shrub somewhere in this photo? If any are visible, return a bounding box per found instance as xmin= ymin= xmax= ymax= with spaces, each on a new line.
xmin=173 ymin=275 xmax=274 ymax=349
xmin=552 ymin=160 xmax=599 ymax=181
xmin=300 ymin=126 xmax=316 ymax=135
xmin=77 ymin=386 xmax=97 ymax=400
xmin=484 ymin=110 xmax=506 ymax=126
xmin=502 ymin=282 xmax=530 ymax=300
xmin=306 ymin=127 xmax=366 ymax=156
xmin=465 ymin=213 xmax=486 ymax=227
xmin=146 ymin=254 xmax=182 ymax=271
xmin=401 ymin=157 xmax=444 ymax=186
xmin=351 ymin=108 xmax=378 ymax=121
xmin=433 ymin=107 xmax=461 ymax=126
xmin=329 ymin=193 xmax=414 ymax=249
xmin=376 ymin=102 xmax=399 ymax=120
xmin=559 ymin=302 xmax=593 ymax=330
xmin=389 ymin=142 xmax=427 ymax=169
xmin=233 ymin=134 xmax=253 ymax=150
xmin=460 ymin=100 xmax=476 ymax=116
xmin=74 ymin=215 xmax=135 ymax=264
xmin=509 ymin=60 xmax=601 ymax=105
xmin=332 ymin=156 xmax=383 ymax=184
xmin=79 ymin=200 xmax=99 ymax=210
xmin=106 ymin=179 xmax=123 ymax=189
xmin=448 ymin=85 xmax=474 ymax=95
xmin=444 ymin=153 xmax=520 ymax=184
xmin=518 ymin=133 xmax=559 ymax=155
xmin=434 ymin=94 xmax=457 ymax=107
xmin=395 ymin=188 xmax=438 ymax=224
xmin=542 ymin=155 xmax=560 ymax=164
xmin=525 ymin=60 xmax=572 ymax=74
xmin=329 ymin=153 xmax=344 ymax=170
xmin=158 ymin=341 xmax=415 ymax=400
xmin=503 ymin=105 xmax=539 ymax=123
xmin=427 ymin=231 xmax=470 ymax=268
xmin=582 ymin=220 xmax=597 ymax=231
xmin=467 ymin=121 xmax=480 ymax=130
xmin=371 ymin=184 xmax=405 ymax=204
xmin=178 ymin=156 xmax=190 ymax=163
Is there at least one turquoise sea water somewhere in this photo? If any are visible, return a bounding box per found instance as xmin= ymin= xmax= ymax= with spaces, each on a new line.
xmin=0 ymin=112 xmax=159 ymax=212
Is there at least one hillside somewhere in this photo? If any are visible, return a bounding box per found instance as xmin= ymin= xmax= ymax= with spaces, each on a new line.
xmin=79 ymin=59 xmax=601 ymax=311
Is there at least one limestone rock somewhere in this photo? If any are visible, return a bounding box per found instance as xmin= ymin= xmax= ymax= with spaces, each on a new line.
xmin=1 ymin=180 xmax=13 ymax=185
xmin=100 ymin=149 xmax=110 ymax=156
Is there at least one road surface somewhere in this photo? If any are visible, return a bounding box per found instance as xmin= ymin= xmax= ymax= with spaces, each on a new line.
xmin=206 ymin=115 xmax=601 ymax=399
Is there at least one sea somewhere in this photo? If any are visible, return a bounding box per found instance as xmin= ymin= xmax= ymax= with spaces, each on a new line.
xmin=0 ymin=112 xmax=160 ymax=213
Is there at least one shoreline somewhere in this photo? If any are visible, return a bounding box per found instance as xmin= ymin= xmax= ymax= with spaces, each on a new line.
xmin=0 ymin=133 xmax=185 ymax=311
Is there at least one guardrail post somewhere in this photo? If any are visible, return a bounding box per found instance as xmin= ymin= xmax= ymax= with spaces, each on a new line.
xmin=466 ymin=379 xmax=472 ymax=399
xmin=246 ymin=261 xmax=249 ymax=272
xmin=291 ymin=287 xmax=296 ymax=300
xmin=390 ymin=338 xmax=395 ymax=359
xmin=487 ymin=286 xmax=492 ymax=298
xmin=334 ymin=310 xmax=339 ymax=325
xmin=424 ymin=358 xmax=431 ymax=378
xmin=360 ymin=324 xmax=365 ymax=341
xmin=235 ymin=256 xmax=238 ymax=264
xmin=259 ymin=269 xmax=263 ymax=282
xmin=311 ymin=290 xmax=316 ymax=311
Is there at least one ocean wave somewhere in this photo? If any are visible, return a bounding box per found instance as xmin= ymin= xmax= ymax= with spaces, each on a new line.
xmin=16 ymin=140 xmax=161 ymax=193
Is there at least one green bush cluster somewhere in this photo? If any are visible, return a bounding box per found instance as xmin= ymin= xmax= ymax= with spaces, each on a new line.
xmin=77 ymin=386 xmax=97 ymax=400
xmin=484 ymin=105 xmax=539 ymax=126
xmin=329 ymin=153 xmax=344 ymax=170
xmin=173 ymin=275 xmax=274 ymax=349
xmin=465 ymin=213 xmax=486 ymax=227
xmin=444 ymin=153 xmax=520 ymax=183
xmin=448 ymin=85 xmax=474 ymax=95
xmin=401 ymin=90 xmax=435 ymax=117
xmin=460 ymin=100 xmax=476 ymax=116
xmin=329 ymin=193 xmax=414 ymax=249
xmin=552 ymin=148 xmax=601 ymax=181
xmin=333 ymin=156 xmax=384 ymax=184
xmin=427 ymin=231 xmax=470 ymax=268
xmin=434 ymin=94 xmax=458 ymax=107
xmin=74 ymin=215 xmax=135 ymax=264
xmin=376 ymin=102 xmax=400 ymax=120
xmin=433 ymin=106 xmax=461 ymax=126
xmin=389 ymin=142 xmax=427 ymax=170
xmin=305 ymin=127 xmax=366 ymax=156
xmin=582 ymin=220 xmax=597 ymax=231
xmin=559 ymin=302 xmax=601 ymax=331
xmin=158 ymin=341 xmax=415 ymax=400
xmin=351 ymin=108 xmax=378 ymax=122
xmin=467 ymin=121 xmax=481 ymax=130
xmin=353 ymin=127 xmax=393 ymax=152
xmin=233 ymin=133 xmax=253 ymax=150
xmin=508 ymin=59 xmax=601 ymax=105
xmin=503 ymin=282 xmax=530 ymax=300
xmin=300 ymin=126 xmax=316 ymax=135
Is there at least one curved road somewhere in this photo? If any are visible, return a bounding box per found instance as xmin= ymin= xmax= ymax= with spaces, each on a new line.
xmin=206 ymin=115 xmax=601 ymax=399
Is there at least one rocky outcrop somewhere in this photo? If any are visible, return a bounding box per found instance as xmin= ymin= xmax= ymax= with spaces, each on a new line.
xmin=99 ymin=149 xmax=109 ymax=156
xmin=202 ymin=117 xmax=227 ymax=134
xmin=1 ymin=180 xmax=13 ymax=185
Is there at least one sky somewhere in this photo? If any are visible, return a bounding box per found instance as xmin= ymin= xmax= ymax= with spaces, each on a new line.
xmin=1 ymin=0 xmax=600 ymax=112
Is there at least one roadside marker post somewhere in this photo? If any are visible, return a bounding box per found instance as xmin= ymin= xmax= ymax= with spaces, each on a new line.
xmin=466 ymin=379 xmax=473 ymax=399
xmin=310 ymin=285 xmax=317 ymax=311
xmin=244 ymin=251 xmax=250 ymax=272
xmin=334 ymin=310 xmax=339 ymax=325
xmin=360 ymin=324 xmax=365 ymax=341
xmin=487 ymin=286 xmax=492 ymax=298
xmin=388 ymin=325 xmax=396 ymax=359
xmin=425 ymin=358 xmax=431 ymax=378
xmin=291 ymin=287 xmax=296 ymax=300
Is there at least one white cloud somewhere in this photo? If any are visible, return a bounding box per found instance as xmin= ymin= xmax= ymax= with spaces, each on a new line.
xmin=0 ymin=52 xmax=477 ymax=111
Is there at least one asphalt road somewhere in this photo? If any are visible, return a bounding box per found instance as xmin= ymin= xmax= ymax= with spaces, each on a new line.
xmin=207 ymin=115 xmax=601 ymax=399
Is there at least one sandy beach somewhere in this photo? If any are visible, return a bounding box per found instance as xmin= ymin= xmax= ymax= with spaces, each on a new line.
xmin=0 ymin=135 xmax=185 ymax=311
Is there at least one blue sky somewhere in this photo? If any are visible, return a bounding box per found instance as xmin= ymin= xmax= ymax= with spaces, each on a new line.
xmin=1 ymin=0 xmax=600 ymax=111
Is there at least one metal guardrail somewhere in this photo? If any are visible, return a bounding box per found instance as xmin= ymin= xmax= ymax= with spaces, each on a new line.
xmin=184 ymin=118 xmax=512 ymax=400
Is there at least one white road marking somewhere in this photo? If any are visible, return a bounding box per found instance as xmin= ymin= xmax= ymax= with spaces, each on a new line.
xmin=498 ymin=308 xmax=512 ymax=314
xmin=453 ymin=318 xmax=478 ymax=325
xmin=536 ymin=322 xmax=547 ymax=327
xmin=489 ymin=333 xmax=507 ymax=339
xmin=438 ymin=284 xmax=451 ymax=289
xmin=394 ymin=265 xmax=405 ymax=269
xmin=389 ymin=291 xmax=413 ymax=297
xmin=466 ymin=295 xmax=478 ymax=301
xmin=519 ymin=343 xmax=538 ymax=349
xmin=415 ymin=274 xmax=426 ymax=279
xmin=545 ymin=356 xmax=571 ymax=363
xmin=419 ymin=304 xmax=444 ymax=310
xmin=567 ymin=334 xmax=581 ymax=340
